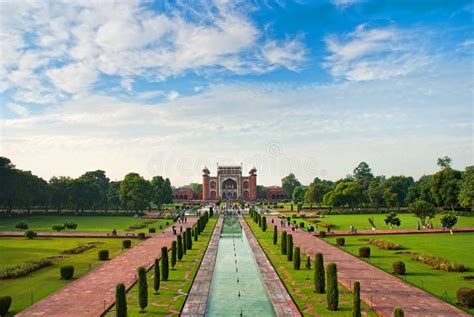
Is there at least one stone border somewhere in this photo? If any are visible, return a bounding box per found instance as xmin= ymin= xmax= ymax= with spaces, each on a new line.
xmin=181 ymin=217 xmax=223 ymax=317
xmin=240 ymin=216 xmax=301 ymax=317
xmin=0 ymin=231 xmax=148 ymax=238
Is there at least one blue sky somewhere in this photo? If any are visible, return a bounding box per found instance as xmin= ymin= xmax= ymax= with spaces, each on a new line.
xmin=0 ymin=0 xmax=473 ymax=186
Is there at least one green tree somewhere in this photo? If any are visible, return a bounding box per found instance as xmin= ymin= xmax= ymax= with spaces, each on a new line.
xmin=393 ymin=307 xmax=404 ymax=317
xmin=410 ymin=200 xmax=436 ymax=227
xmin=383 ymin=189 xmax=398 ymax=211
xmin=171 ymin=241 xmax=177 ymax=269
xmin=151 ymin=176 xmax=173 ymax=210
xmin=273 ymin=225 xmax=278 ymax=245
xmin=286 ymin=234 xmax=293 ymax=261
xmin=183 ymin=231 xmax=187 ymax=255
xmin=137 ymin=266 xmax=148 ymax=312
xmin=282 ymin=173 xmax=302 ymax=198
xmin=326 ymin=263 xmax=339 ymax=311
xmin=431 ymin=167 xmax=462 ymax=210
xmin=107 ymin=181 xmax=121 ymax=211
xmin=115 ymin=283 xmax=127 ymax=317
xmin=262 ymin=216 xmax=267 ymax=232
xmin=458 ymin=166 xmax=474 ymax=211
xmin=353 ymin=162 xmax=373 ymax=182
xmin=161 ymin=247 xmax=169 ymax=281
xmin=186 ymin=228 xmax=192 ymax=249
xmin=440 ymin=213 xmax=457 ymax=230
xmin=256 ymin=185 xmax=267 ymax=199
xmin=154 ymin=259 xmax=160 ymax=294
xmin=292 ymin=186 xmax=306 ymax=204
xmin=368 ymin=176 xmax=385 ymax=211
xmin=384 ymin=212 xmax=401 ymax=229
xmin=352 ymin=281 xmax=361 ymax=317
xmin=281 ymin=231 xmax=287 ymax=255
xmin=80 ymin=170 xmax=110 ymax=210
xmin=293 ymin=247 xmax=301 ymax=270
xmin=119 ymin=173 xmax=152 ymax=212
xmin=49 ymin=176 xmax=73 ymax=212
xmin=314 ymin=253 xmax=325 ymax=294
xmin=306 ymin=255 xmax=311 ymax=270
xmin=385 ymin=176 xmax=415 ymax=209
xmin=437 ymin=156 xmax=452 ymax=169
xmin=177 ymin=235 xmax=183 ymax=260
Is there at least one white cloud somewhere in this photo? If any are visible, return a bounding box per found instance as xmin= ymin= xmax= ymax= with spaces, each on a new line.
xmin=167 ymin=91 xmax=179 ymax=101
xmin=7 ymin=103 xmax=29 ymax=117
xmin=0 ymin=1 xmax=306 ymax=101
xmin=324 ymin=24 xmax=430 ymax=81
xmin=331 ymin=0 xmax=360 ymax=8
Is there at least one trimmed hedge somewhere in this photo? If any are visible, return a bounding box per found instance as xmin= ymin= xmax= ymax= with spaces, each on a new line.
xmin=24 ymin=230 xmax=37 ymax=239
xmin=171 ymin=241 xmax=177 ymax=269
xmin=122 ymin=240 xmax=132 ymax=249
xmin=52 ymin=224 xmax=66 ymax=232
xmin=137 ymin=266 xmax=148 ymax=312
xmin=336 ymin=238 xmax=345 ymax=246
xmin=393 ymin=307 xmax=404 ymax=317
xmin=0 ymin=258 xmax=52 ymax=279
xmin=314 ymin=253 xmax=325 ymax=294
xmin=148 ymin=228 xmax=156 ymax=233
xmin=369 ymin=239 xmax=401 ymax=250
xmin=98 ymin=249 xmax=109 ymax=261
xmin=60 ymin=265 xmax=74 ymax=280
xmin=353 ymin=281 xmax=361 ymax=317
xmin=161 ymin=246 xmax=169 ymax=281
xmin=319 ymin=231 xmax=326 ymax=237
xmin=359 ymin=247 xmax=371 ymax=258
xmin=286 ymin=234 xmax=293 ymax=261
xmin=457 ymin=287 xmax=474 ymax=308
xmin=281 ymin=231 xmax=287 ymax=255
xmin=116 ymin=283 xmax=127 ymax=317
xmin=392 ymin=261 xmax=406 ymax=275
xmin=273 ymin=225 xmax=278 ymax=245
xmin=293 ymin=247 xmax=301 ymax=270
xmin=138 ymin=232 xmax=146 ymax=240
xmin=154 ymin=259 xmax=160 ymax=293
xmin=305 ymin=255 xmax=311 ymax=270
xmin=15 ymin=221 xmax=28 ymax=230
xmin=177 ymin=234 xmax=183 ymax=260
xmin=326 ymin=263 xmax=339 ymax=311
xmin=0 ymin=296 xmax=12 ymax=316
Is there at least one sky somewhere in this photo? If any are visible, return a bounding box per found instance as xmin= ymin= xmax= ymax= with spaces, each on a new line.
xmin=0 ymin=0 xmax=473 ymax=186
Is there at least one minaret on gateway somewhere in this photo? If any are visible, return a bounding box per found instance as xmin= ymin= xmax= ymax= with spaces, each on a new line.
xmin=201 ymin=164 xmax=257 ymax=201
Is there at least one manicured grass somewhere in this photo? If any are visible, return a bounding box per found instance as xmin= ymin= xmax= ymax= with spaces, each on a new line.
xmin=288 ymin=213 xmax=474 ymax=231
xmin=0 ymin=237 xmax=127 ymax=314
xmin=325 ymin=233 xmax=474 ymax=314
xmin=0 ymin=216 xmax=171 ymax=233
xmin=105 ymin=217 xmax=217 ymax=316
xmin=245 ymin=216 xmax=377 ymax=317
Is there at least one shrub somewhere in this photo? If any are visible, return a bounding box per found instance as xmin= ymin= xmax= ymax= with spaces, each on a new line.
xmin=137 ymin=266 xmax=148 ymax=312
xmin=306 ymin=255 xmax=311 ymax=270
xmin=319 ymin=231 xmax=326 ymax=237
xmin=171 ymin=241 xmax=177 ymax=269
xmin=186 ymin=228 xmax=192 ymax=250
xmin=281 ymin=231 xmax=287 ymax=255
xmin=456 ymin=288 xmax=474 ymax=308
xmin=15 ymin=221 xmax=28 ymax=230
xmin=407 ymin=253 xmax=468 ymax=272
xmin=116 ymin=283 xmax=127 ymax=317
xmin=369 ymin=239 xmax=401 ymax=250
xmin=326 ymin=263 xmax=339 ymax=311
xmin=138 ymin=232 xmax=146 ymax=240
xmin=60 ymin=265 xmax=74 ymax=280
xmin=62 ymin=243 xmax=99 ymax=255
xmin=314 ymin=253 xmax=325 ymax=294
xmin=52 ymin=224 xmax=65 ymax=232
xmin=161 ymin=247 xmax=169 ymax=281
xmin=128 ymin=223 xmax=146 ymax=230
xmin=262 ymin=216 xmax=267 ymax=232
xmin=293 ymin=247 xmax=301 ymax=270
xmin=441 ymin=213 xmax=458 ymax=229
xmin=148 ymin=228 xmax=156 ymax=233
xmin=299 ymin=222 xmax=305 ymax=228
xmin=24 ymin=230 xmax=37 ymax=239
xmin=359 ymin=247 xmax=371 ymax=258
xmin=0 ymin=259 xmax=52 ymax=279
xmin=353 ymin=281 xmax=361 ymax=317
xmin=122 ymin=240 xmax=132 ymax=249
xmin=64 ymin=222 xmax=78 ymax=230
xmin=286 ymin=234 xmax=293 ymax=261
xmin=194 ymin=227 xmax=198 ymax=241
xmin=177 ymin=235 xmax=183 ymax=260
xmin=393 ymin=307 xmax=404 ymax=317
xmin=336 ymin=238 xmax=345 ymax=246
xmin=154 ymin=259 xmax=160 ymax=293
xmin=183 ymin=231 xmax=187 ymax=255
xmin=392 ymin=261 xmax=406 ymax=275
xmin=0 ymin=296 xmax=12 ymax=316
xmin=98 ymin=249 xmax=109 ymax=261
xmin=273 ymin=225 xmax=278 ymax=245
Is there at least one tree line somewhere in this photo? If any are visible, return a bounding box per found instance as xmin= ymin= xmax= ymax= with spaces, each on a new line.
xmin=282 ymin=156 xmax=473 ymax=212
xmin=0 ymin=157 xmax=172 ymax=214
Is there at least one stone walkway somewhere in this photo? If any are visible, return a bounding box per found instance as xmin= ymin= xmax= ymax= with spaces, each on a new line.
xmin=309 ymin=227 xmax=474 ymax=237
xmin=16 ymin=218 xmax=197 ymax=317
xmin=240 ymin=216 xmax=302 ymax=317
xmin=267 ymin=217 xmax=470 ymax=317
xmin=181 ymin=217 xmax=223 ymax=317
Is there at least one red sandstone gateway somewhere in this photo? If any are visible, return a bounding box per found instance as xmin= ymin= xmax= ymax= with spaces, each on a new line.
xmin=202 ymin=165 xmax=257 ymax=201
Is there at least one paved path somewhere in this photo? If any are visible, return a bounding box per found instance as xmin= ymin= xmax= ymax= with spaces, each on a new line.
xmin=267 ymin=217 xmax=470 ymax=317
xmin=308 ymin=227 xmax=474 ymax=237
xmin=16 ymin=218 xmax=198 ymax=317
xmin=240 ymin=216 xmax=301 ymax=317
xmin=181 ymin=217 xmax=223 ymax=317
xmin=0 ymin=231 xmax=149 ymax=238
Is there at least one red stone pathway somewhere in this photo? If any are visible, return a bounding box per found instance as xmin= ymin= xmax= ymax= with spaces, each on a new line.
xmin=310 ymin=227 xmax=474 ymax=237
xmin=0 ymin=231 xmax=148 ymax=238
xmin=16 ymin=218 xmax=197 ymax=317
xmin=267 ymin=217 xmax=470 ymax=317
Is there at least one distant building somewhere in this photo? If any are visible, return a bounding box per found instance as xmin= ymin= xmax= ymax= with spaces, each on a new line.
xmin=172 ymin=187 xmax=195 ymax=201
xmin=266 ymin=186 xmax=287 ymax=200
xmin=202 ymin=165 xmax=257 ymax=201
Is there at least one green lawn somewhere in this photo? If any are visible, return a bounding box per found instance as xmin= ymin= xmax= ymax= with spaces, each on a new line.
xmin=0 ymin=237 xmax=128 ymax=314
xmin=325 ymin=233 xmax=474 ymax=314
xmin=245 ymin=216 xmax=377 ymax=317
xmin=289 ymin=213 xmax=474 ymax=231
xmin=105 ymin=217 xmax=217 ymax=316
xmin=0 ymin=216 xmax=171 ymax=233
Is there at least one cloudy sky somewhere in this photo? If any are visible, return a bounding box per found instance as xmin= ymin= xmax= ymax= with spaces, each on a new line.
xmin=0 ymin=0 xmax=472 ymax=186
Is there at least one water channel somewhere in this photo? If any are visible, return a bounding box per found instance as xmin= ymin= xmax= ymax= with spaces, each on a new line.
xmin=205 ymin=214 xmax=275 ymax=316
